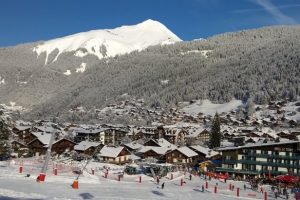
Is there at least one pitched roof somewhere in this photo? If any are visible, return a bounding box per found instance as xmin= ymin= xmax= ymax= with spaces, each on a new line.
xmin=99 ymin=146 xmax=128 ymax=158
xmin=176 ymin=147 xmax=198 ymax=157
xmin=31 ymin=132 xmax=53 ymax=146
xmin=74 ymin=141 xmax=101 ymax=151
xmin=138 ymin=146 xmax=171 ymax=155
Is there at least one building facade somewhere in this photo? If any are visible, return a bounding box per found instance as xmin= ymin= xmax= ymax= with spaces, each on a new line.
xmin=217 ymin=141 xmax=300 ymax=176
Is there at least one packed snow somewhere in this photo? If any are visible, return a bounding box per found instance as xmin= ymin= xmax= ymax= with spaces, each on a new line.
xmin=181 ymin=99 xmax=242 ymax=115
xmin=0 ymin=158 xmax=283 ymax=200
xmin=33 ymin=19 xmax=182 ymax=64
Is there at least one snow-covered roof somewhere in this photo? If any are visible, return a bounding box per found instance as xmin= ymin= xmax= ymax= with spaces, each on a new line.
xmin=99 ymin=146 xmax=128 ymax=158
xmin=218 ymin=140 xmax=300 ymax=151
xmin=74 ymin=141 xmax=100 ymax=151
xmin=138 ymin=146 xmax=171 ymax=155
xmin=189 ymin=145 xmax=210 ymax=155
xmin=74 ymin=127 xmax=106 ymax=134
xmin=175 ymin=147 xmax=198 ymax=157
xmin=123 ymin=141 xmax=143 ymax=150
xmin=31 ymin=132 xmax=52 ymax=146
xmin=157 ymin=138 xmax=176 ymax=149
xmin=14 ymin=125 xmax=31 ymax=131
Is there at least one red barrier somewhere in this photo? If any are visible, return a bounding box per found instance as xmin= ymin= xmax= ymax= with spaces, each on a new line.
xmin=205 ymin=181 xmax=208 ymax=189
xmin=19 ymin=166 xmax=23 ymax=173
xmin=229 ymin=183 xmax=232 ymax=190
xmin=237 ymin=188 xmax=240 ymax=197
xmin=72 ymin=180 xmax=79 ymax=189
xmin=180 ymin=179 xmax=183 ymax=186
xmin=296 ymin=192 xmax=299 ymax=200
xmin=39 ymin=173 xmax=46 ymax=182
xmin=54 ymin=168 xmax=58 ymax=176
xmin=214 ymin=186 xmax=217 ymax=193
xmin=104 ymin=173 xmax=108 ymax=178
xmin=264 ymin=192 xmax=267 ymax=200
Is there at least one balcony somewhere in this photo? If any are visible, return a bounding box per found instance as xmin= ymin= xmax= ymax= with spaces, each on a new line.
xmin=246 ymin=152 xmax=300 ymax=160
xmin=216 ymin=167 xmax=300 ymax=176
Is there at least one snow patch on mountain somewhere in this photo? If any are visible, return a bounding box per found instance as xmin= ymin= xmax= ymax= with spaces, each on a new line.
xmin=76 ymin=63 xmax=86 ymax=73
xmin=180 ymin=50 xmax=213 ymax=58
xmin=181 ymin=99 xmax=242 ymax=115
xmin=0 ymin=76 xmax=5 ymax=85
xmin=33 ymin=19 xmax=182 ymax=64
xmin=63 ymin=70 xmax=71 ymax=75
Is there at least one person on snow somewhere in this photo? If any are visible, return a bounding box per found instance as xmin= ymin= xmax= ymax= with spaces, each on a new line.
xmin=156 ymin=177 xmax=160 ymax=185
xmin=36 ymin=175 xmax=40 ymax=182
xmin=244 ymin=184 xmax=247 ymax=190
xmin=161 ymin=182 xmax=165 ymax=190
xmin=189 ymin=174 xmax=192 ymax=181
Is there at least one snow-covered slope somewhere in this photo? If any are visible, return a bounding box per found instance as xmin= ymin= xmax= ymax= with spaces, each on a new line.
xmin=33 ymin=19 xmax=182 ymax=64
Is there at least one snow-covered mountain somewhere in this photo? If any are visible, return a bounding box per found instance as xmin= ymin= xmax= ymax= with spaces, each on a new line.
xmin=33 ymin=19 xmax=182 ymax=64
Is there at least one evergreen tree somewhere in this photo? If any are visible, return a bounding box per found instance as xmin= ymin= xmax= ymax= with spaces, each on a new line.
xmin=209 ymin=112 xmax=221 ymax=149
xmin=0 ymin=111 xmax=12 ymax=157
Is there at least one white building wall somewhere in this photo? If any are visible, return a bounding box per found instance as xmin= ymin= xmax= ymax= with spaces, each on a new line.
xmin=279 ymin=152 xmax=285 ymax=156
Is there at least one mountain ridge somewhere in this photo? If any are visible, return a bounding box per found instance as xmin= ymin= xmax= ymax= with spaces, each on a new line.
xmin=32 ymin=19 xmax=182 ymax=64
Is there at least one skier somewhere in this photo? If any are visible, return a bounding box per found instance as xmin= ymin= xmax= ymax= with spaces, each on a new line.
xmin=189 ymin=174 xmax=192 ymax=181
xmin=36 ymin=175 xmax=40 ymax=182
xmin=156 ymin=176 xmax=160 ymax=185
xmin=202 ymin=185 xmax=205 ymax=192
xmin=244 ymin=184 xmax=247 ymax=190
xmin=161 ymin=182 xmax=165 ymax=190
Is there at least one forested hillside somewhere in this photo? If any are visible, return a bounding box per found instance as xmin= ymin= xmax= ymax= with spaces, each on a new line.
xmin=0 ymin=25 xmax=299 ymax=122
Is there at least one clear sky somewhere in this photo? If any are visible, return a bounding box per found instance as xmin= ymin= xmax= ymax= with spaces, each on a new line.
xmin=0 ymin=0 xmax=299 ymax=47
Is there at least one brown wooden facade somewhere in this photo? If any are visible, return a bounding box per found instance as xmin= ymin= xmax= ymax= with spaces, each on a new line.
xmin=165 ymin=149 xmax=198 ymax=166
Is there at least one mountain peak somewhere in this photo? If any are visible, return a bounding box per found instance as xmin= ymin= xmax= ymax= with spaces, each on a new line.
xmin=33 ymin=19 xmax=182 ymax=64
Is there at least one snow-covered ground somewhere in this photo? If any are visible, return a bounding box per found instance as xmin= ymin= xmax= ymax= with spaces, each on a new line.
xmin=33 ymin=19 xmax=181 ymax=64
xmin=0 ymin=158 xmax=293 ymax=200
xmin=181 ymin=99 xmax=242 ymax=116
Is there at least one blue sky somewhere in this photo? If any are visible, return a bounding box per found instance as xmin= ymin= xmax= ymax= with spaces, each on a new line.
xmin=0 ymin=0 xmax=299 ymax=47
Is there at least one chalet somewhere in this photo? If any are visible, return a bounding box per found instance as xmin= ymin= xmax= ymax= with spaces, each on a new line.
xmin=74 ymin=141 xmax=103 ymax=155
xmin=11 ymin=140 xmax=27 ymax=156
xmin=186 ymin=128 xmax=210 ymax=145
xmin=138 ymin=146 xmax=171 ymax=161
xmin=165 ymin=147 xmax=198 ymax=166
xmin=164 ymin=127 xmax=187 ymax=145
xmin=27 ymin=132 xmax=52 ymax=156
xmin=98 ymin=146 xmax=131 ymax=165
xmin=52 ymin=138 xmax=76 ymax=155
xmin=12 ymin=125 xmax=33 ymax=143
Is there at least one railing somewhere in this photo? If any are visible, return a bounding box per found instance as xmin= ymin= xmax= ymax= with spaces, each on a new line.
xmin=216 ymin=167 xmax=300 ymax=176
xmin=222 ymin=159 xmax=300 ymax=168
xmin=246 ymin=152 xmax=300 ymax=160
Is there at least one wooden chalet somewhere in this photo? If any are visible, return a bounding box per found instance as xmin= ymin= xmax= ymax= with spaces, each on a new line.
xmin=98 ymin=146 xmax=131 ymax=165
xmin=165 ymin=147 xmax=198 ymax=166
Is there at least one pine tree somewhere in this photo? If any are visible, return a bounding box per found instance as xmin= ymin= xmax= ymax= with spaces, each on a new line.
xmin=209 ymin=112 xmax=221 ymax=149
xmin=0 ymin=111 xmax=12 ymax=157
